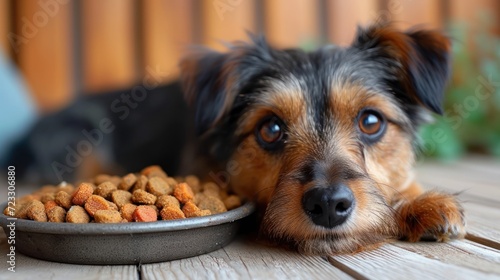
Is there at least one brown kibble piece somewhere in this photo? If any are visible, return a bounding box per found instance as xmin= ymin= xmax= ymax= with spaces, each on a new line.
xmin=58 ymin=184 xmax=75 ymax=195
xmin=18 ymin=194 xmax=38 ymax=205
xmin=72 ymin=183 xmax=94 ymax=206
xmin=107 ymin=201 xmax=118 ymax=211
xmin=132 ymin=175 xmax=148 ymax=192
xmin=9 ymin=202 xmax=29 ymax=219
xmin=147 ymin=205 xmax=160 ymax=217
xmin=141 ymin=165 xmax=168 ymax=178
xmin=165 ymin=177 xmax=179 ymax=188
xmin=194 ymin=193 xmax=206 ymax=205
xmin=47 ymin=206 xmax=66 ymax=223
xmin=66 ymin=205 xmax=90 ymax=223
xmin=198 ymin=196 xmax=227 ymax=214
xmin=182 ymin=201 xmax=210 ymax=218
xmin=198 ymin=209 xmax=211 ymax=216
xmin=44 ymin=200 xmax=58 ymax=212
xmin=55 ymin=191 xmax=73 ymax=209
xmin=26 ymin=200 xmax=47 ymax=222
xmin=109 ymin=176 xmax=122 ymax=187
xmin=133 ymin=205 xmax=158 ymax=222
xmin=203 ymin=182 xmax=222 ymax=199
xmin=2 ymin=165 xmax=241 ymax=223
xmin=173 ymin=183 xmax=194 ymax=204
xmin=120 ymin=203 xmax=137 ymax=222
xmin=224 ymin=195 xmax=242 ymax=210
xmin=156 ymin=195 xmax=180 ymax=209
xmin=185 ymin=175 xmax=201 ymax=193
xmin=95 ymin=182 xmax=117 ymax=200
xmin=119 ymin=173 xmax=137 ymax=191
xmin=146 ymin=176 xmax=171 ymax=196
xmin=111 ymin=190 xmax=133 ymax=208
xmin=132 ymin=189 xmax=157 ymax=205
xmin=160 ymin=206 xmax=185 ymax=220
xmin=94 ymin=210 xmax=122 ymax=223
xmin=41 ymin=193 xmax=55 ymax=204
xmin=94 ymin=174 xmax=111 ymax=185
xmin=84 ymin=195 xmax=112 ymax=217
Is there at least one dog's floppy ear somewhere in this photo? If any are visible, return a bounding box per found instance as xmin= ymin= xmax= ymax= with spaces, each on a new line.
xmin=179 ymin=49 xmax=236 ymax=135
xmin=180 ymin=36 xmax=273 ymax=135
xmin=353 ymin=24 xmax=451 ymax=114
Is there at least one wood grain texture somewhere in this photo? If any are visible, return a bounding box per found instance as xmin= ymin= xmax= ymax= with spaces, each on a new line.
xmin=417 ymin=161 xmax=500 ymax=203
xmin=81 ymin=0 xmax=137 ymax=93
xmin=142 ymin=236 xmax=352 ymax=280
xmin=0 ymin=0 xmax=10 ymax=56
xmin=327 ymin=0 xmax=379 ymax=46
xmin=265 ymin=0 xmax=319 ymax=48
xmin=394 ymin=240 xmax=500 ymax=275
xmin=464 ymin=202 xmax=500 ymax=250
xmin=14 ymin=0 xmax=74 ymax=112
xmin=329 ymin=243 xmax=499 ymax=280
xmin=202 ymin=0 xmax=256 ymax=51
xmin=0 ymin=232 xmax=138 ymax=280
xmin=142 ymin=0 xmax=193 ymax=82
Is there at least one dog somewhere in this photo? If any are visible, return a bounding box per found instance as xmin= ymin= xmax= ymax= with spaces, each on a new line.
xmin=6 ymin=23 xmax=465 ymax=254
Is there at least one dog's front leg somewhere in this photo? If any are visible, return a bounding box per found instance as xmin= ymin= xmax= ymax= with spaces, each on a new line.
xmin=392 ymin=182 xmax=466 ymax=242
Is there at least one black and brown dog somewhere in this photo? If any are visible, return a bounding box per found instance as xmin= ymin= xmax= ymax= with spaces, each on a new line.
xmin=7 ymin=23 xmax=465 ymax=254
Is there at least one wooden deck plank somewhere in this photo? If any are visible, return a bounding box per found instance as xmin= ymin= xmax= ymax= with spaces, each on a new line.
xmin=463 ymin=202 xmax=500 ymax=250
xmin=417 ymin=162 xmax=500 ymax=204
xmin=142 ymin=235 xmax=353 ymax=280
xmin=393 ymin=240 xmax=500 ymax=275
xmin=0 ymin=231 xmax=138 ymax=280
xmin=329 ymin=243 xmax=500 ymax=280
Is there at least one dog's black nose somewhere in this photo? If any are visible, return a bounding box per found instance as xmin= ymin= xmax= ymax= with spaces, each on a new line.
xmin=302 ymin=184 xmax=355 ymax=228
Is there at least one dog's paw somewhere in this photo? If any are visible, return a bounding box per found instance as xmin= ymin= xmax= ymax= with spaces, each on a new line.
xmin=397 ymin=192 xmax=466 ymax=242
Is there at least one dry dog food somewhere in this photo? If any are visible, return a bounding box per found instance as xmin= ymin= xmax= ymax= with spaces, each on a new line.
xmin=3 ymin=166 xmax=242 ymax=224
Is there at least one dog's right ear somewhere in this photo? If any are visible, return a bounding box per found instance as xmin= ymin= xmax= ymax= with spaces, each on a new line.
xmin=180 ymin=36 xmax=274 ymax=136
xmin=179 ymin=49 xmax=235 ymax=136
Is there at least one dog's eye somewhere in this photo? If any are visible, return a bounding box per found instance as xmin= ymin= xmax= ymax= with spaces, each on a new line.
xmin=256 ymin=116 xmax=285 ymax=150
xmin=357 ymin=110 xmax=386 ymax=142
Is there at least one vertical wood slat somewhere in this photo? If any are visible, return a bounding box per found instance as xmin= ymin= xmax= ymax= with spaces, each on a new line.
xmin=327 ymin=0 xmax=379 ymax=46
xmin=202 ymin=0 xmax=256 ymax=51
xmin=265 ymin=0 xmax=319 ymax=48
xmin=390 ymin=0 xmax=442 ymax=30
xmin=142 ymin=0 xmax=193 ymax=82
xmin=81 ymin=0 xmax=137 ymax=93
xmin=0 ymin=0 xmax=10 ymax=56
xmin=14 ymin=0 xmax=74 ymax=112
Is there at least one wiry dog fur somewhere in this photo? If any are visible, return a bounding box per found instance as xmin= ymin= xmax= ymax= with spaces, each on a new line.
xmin=180 ymin=23 xmax=466 ymax=254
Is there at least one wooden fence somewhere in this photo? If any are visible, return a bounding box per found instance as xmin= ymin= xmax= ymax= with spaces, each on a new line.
xmin=0 ymin=0 xmax=499 ymax=113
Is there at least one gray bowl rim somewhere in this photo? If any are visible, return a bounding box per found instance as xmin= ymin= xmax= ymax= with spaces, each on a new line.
xmin=0 ymin=201 xmax=255 ymax=235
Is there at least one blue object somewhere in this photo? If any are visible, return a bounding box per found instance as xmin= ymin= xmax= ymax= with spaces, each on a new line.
xmin=0 ymin=50 xmax=37 ymax=164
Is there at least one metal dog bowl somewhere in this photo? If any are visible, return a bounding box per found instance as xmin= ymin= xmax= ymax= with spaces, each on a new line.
xmin=0 ymin=201 xmax=255 ymax=265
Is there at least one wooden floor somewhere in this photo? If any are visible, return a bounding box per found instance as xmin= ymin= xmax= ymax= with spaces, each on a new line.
xmin=1 ymin=156 xmax=500 ymax=279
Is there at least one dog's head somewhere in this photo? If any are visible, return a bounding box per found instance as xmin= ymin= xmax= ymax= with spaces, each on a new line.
xmin=180 ymin=24 xmax=451 ymax=254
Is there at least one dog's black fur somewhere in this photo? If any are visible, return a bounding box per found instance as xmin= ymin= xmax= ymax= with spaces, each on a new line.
xmin=6 ymin=82 xmax=191 ymax=183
